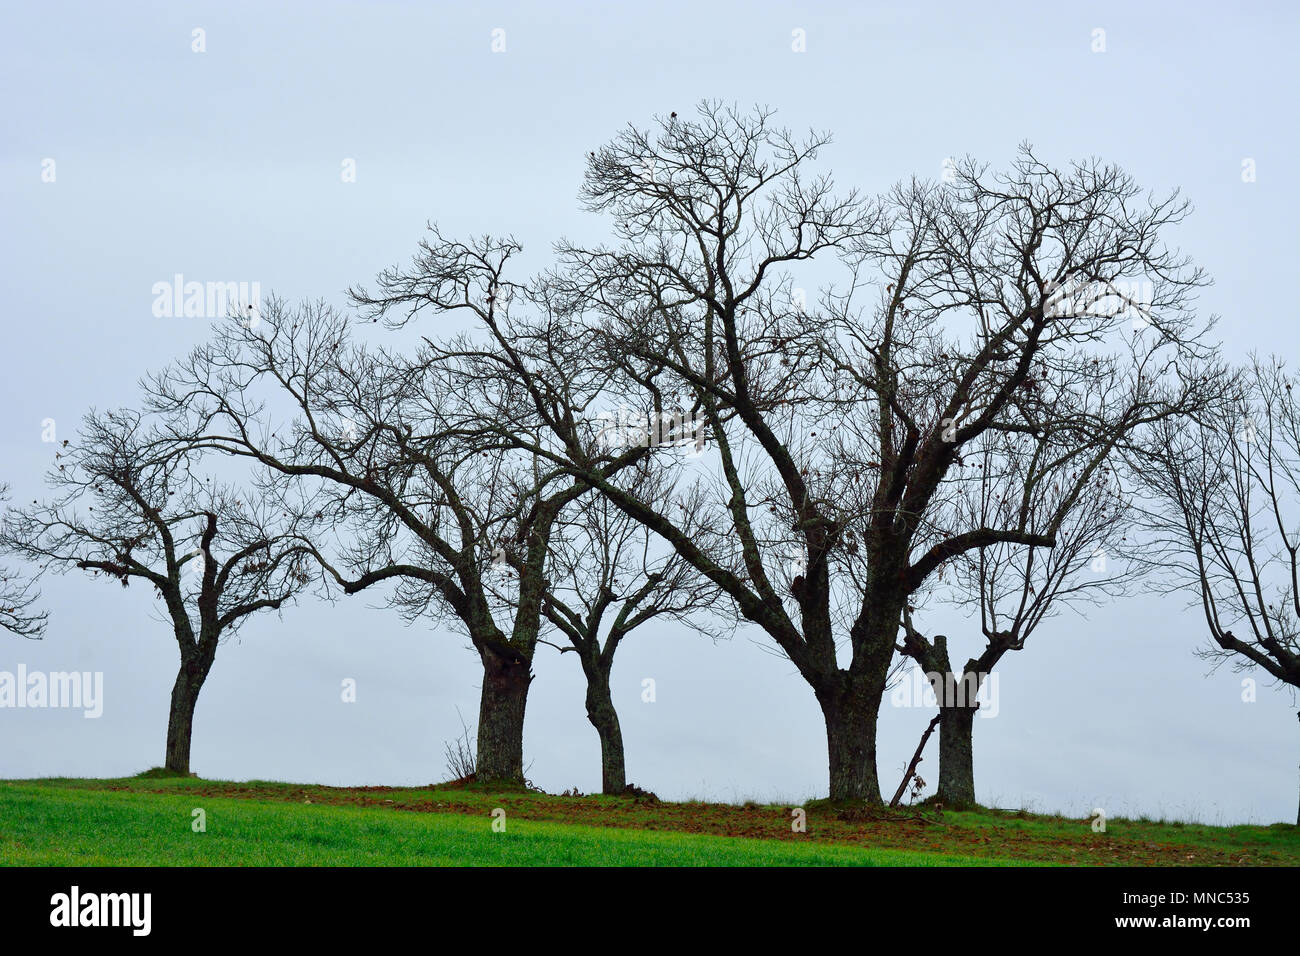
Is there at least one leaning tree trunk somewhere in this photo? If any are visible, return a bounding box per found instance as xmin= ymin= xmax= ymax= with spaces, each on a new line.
xmin=891 ymin=713 xmax=942 ymax=807
xmin=936 ymin=701 xmax=978 ymax=808
xmin=475 ymin=642 xmax=533 ymax=786
xmin=582 ymin=663 xmax=626 ymax=794
xmin=164 ymin=653 xmax=213 ymax=775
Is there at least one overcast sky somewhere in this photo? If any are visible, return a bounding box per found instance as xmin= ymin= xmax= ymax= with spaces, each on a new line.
xmin=2 ymin=0 xmax=1297 ymax=823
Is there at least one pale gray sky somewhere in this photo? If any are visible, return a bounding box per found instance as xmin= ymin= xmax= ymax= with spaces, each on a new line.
xmin=2 ymin=0 xmax=1297 ymax=822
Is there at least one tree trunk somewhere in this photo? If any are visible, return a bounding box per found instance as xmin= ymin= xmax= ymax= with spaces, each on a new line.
xmin=901 ymin=631 xmax=996 ymax=810
xmin=164 ymin=656 xmax=211 ymax=775
xmin=817 ymin=674 xmax=883 ymax=802
xmin=583 ymin=665 xmax=626 ymax=794
xmin=936 ymin=703 xmax=978 ymax=808
xmin=475 ymin=644 xmax=532 ymax=786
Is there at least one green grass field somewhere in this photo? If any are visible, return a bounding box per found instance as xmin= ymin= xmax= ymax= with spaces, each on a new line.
xmin=2 ymin=775 xmax=1295 ymax=866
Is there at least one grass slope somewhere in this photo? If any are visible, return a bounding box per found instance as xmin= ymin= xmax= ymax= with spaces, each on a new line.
xmin=1 ymin=777 xmax=1295 ymax=866
xmin=0 ymin=781 xmax=996 ymax=866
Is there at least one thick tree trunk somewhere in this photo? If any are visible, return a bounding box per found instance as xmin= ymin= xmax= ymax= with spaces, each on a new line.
xmin=936 ymin=703 xmax=978 ymax=807
xmin=475 ymin=644 xmax=532 ymax=786
xmin=817 ymin=675 xmax=884 ymax=802
xmin=164 ymin=657 xmax=211 ymax=775
xmin=583 ymin=667 xmax=626 ymax=794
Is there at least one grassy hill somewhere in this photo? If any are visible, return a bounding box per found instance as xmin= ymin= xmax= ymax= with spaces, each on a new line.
xmin=1 ymin=776 xmax=1295 ymax=866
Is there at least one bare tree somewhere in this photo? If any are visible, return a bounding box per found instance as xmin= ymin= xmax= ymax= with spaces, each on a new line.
xmin=145 ymin=301 xmax=625 ymax=786
xmin=522 ymin=464 xmax=731 ymax=793
xmin=898 ymin=424 xmax=1133 ymax=807
xmin=337 ymin=226 xmax=735 ymax=787
xmin=0 ymin=409 xmax=317 ymax=774
xmin=1130 ymin=358 xmax=1300 ymax=822
xmin=0 ymin=484 xmax=46 ymax=637
xmin=517 ymin=102 xmax=1215 ymax=800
